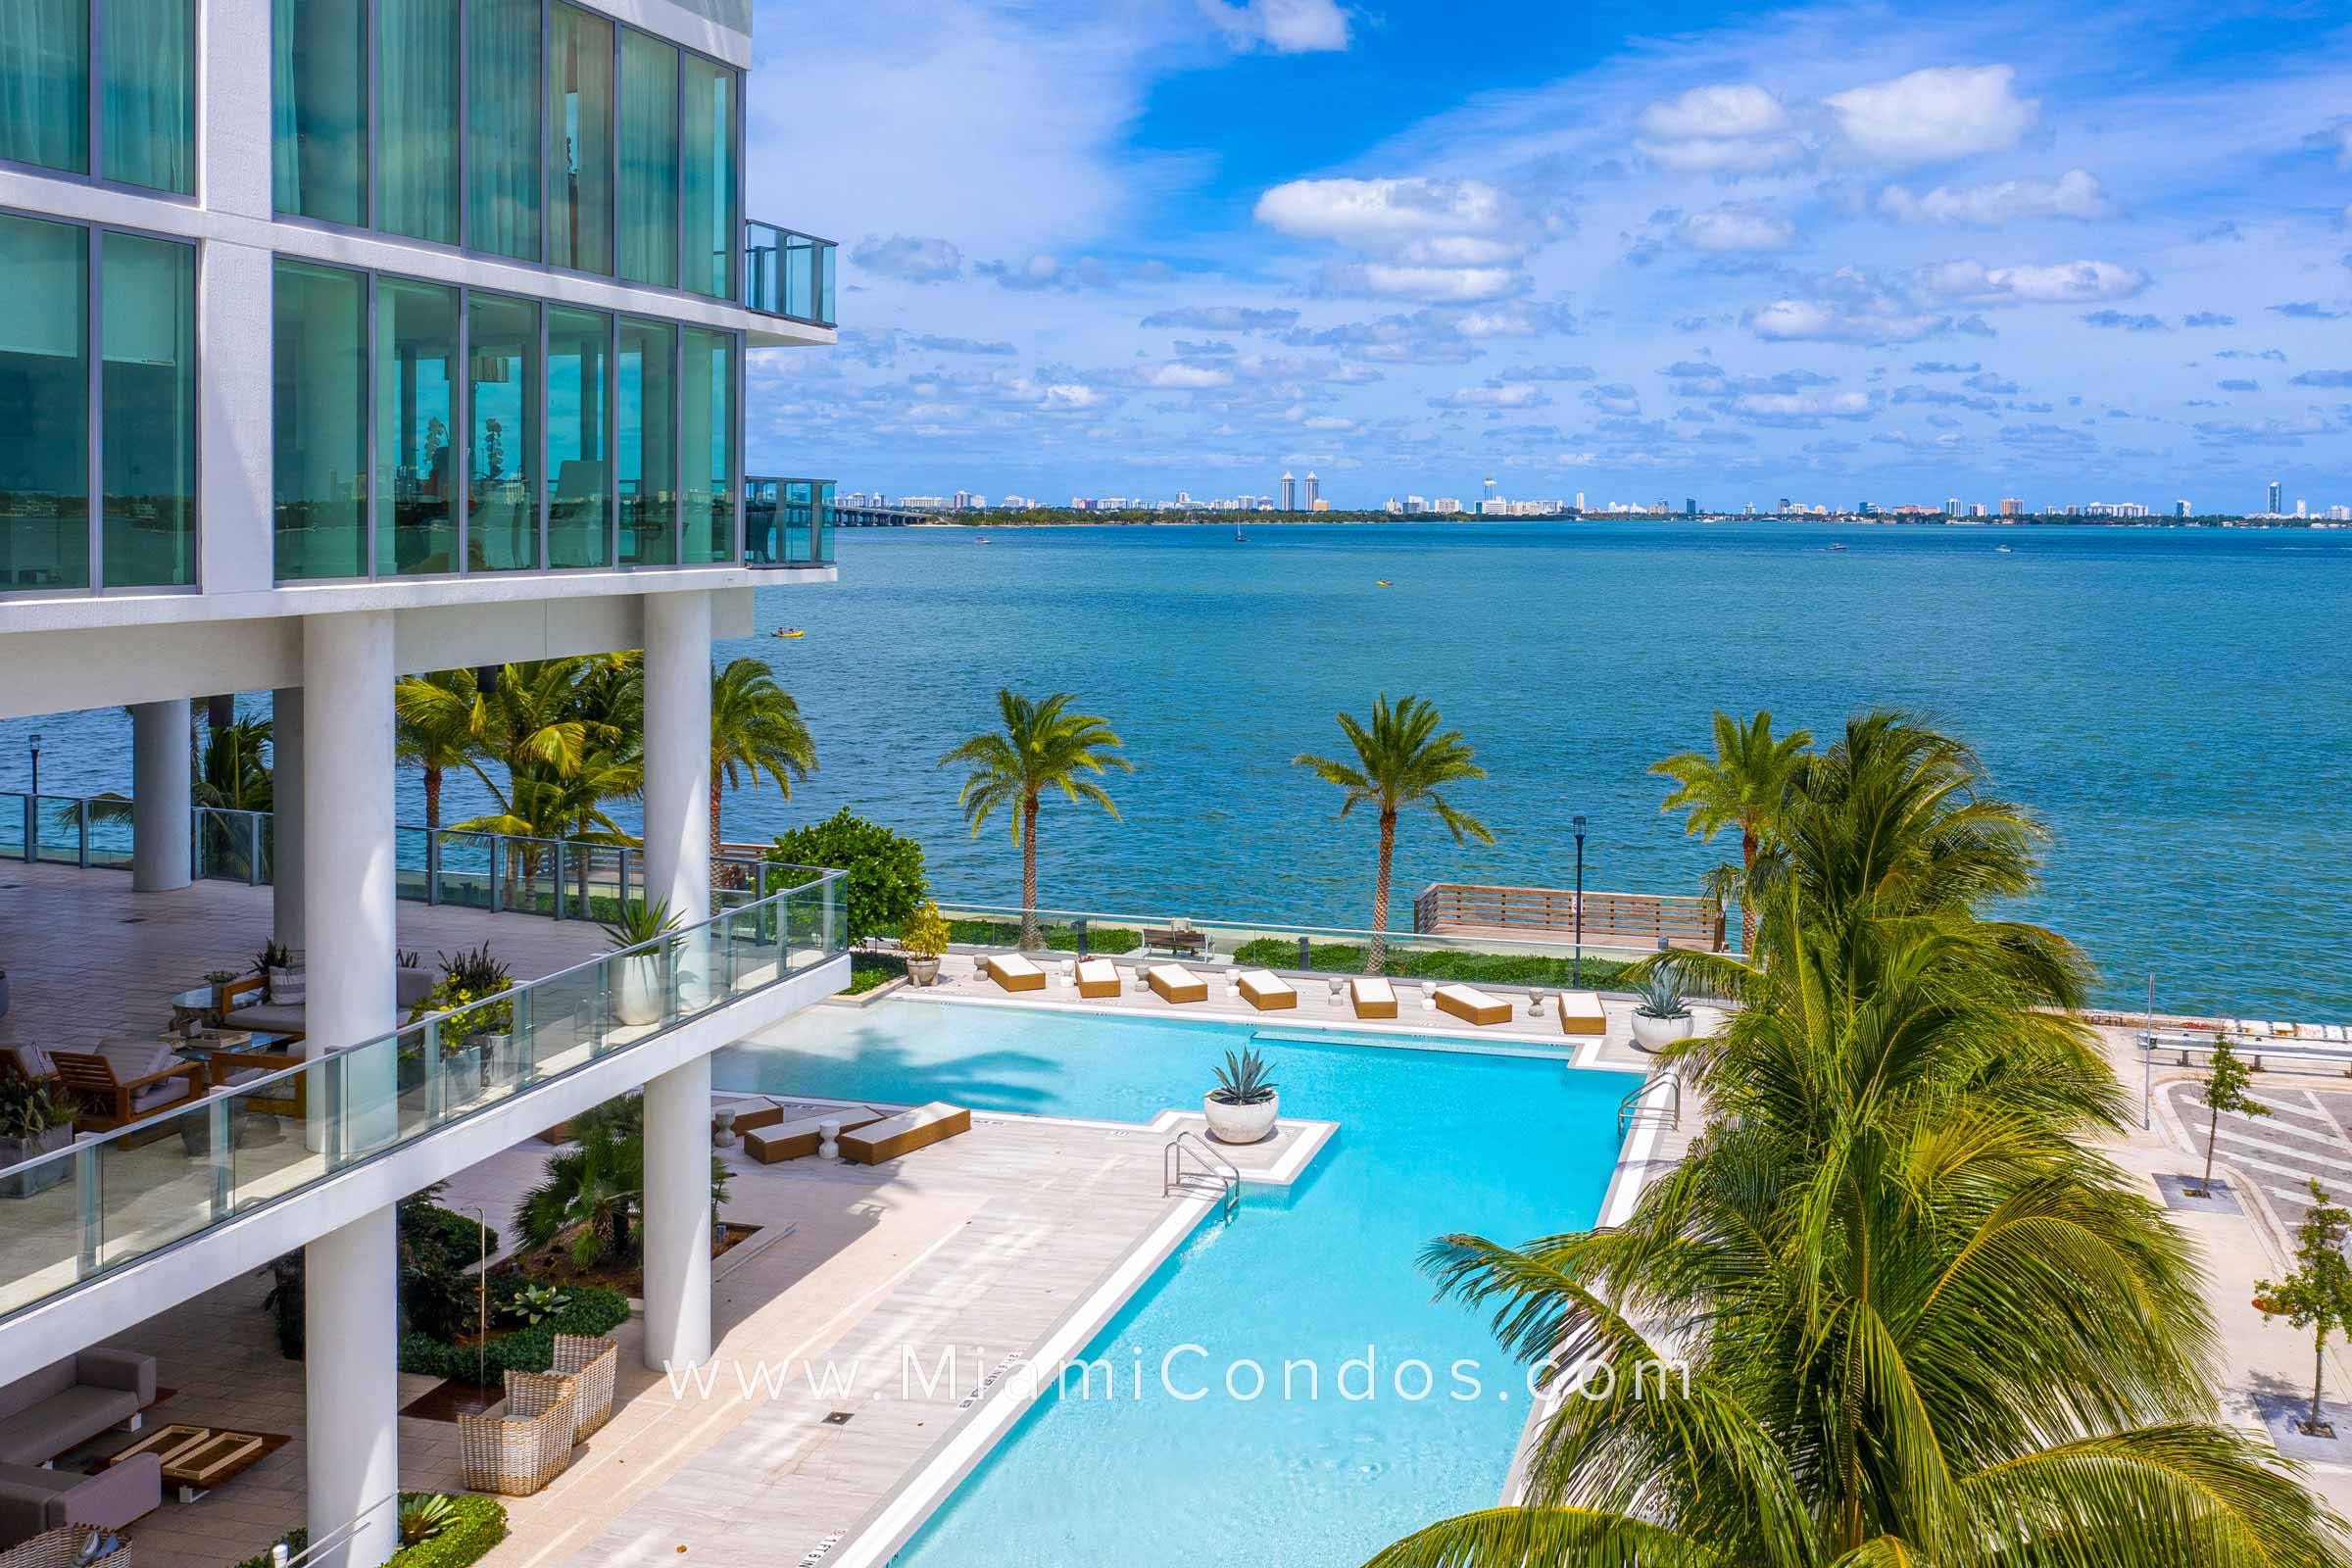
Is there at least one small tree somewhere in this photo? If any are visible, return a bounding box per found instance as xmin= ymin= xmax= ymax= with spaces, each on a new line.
xmin=766 ymin=809 xmax=930 ymax=947
xmin=2188 ymin=1038 xmax=2267 ymax=1199
xmin=2257 ymin=1181 xmax=2352 ymax=1437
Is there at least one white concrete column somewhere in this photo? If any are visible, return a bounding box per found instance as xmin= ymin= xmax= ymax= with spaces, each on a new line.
xmin=130 ymin=701 xmax=192 ymax=891
xmin=272 ymin=687 xmax=305 ymax=951
xmin=304 ymin=1207 xmax=400 ymax=1568
xmin=641 ymin=590 xmax=712 ymax=924
xmin=640 ymin=591 xmax=713 ymax=1372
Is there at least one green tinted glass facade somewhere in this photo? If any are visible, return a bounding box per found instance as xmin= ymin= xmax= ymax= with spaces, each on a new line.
xmin=680 ymin=328 xmax=731 ymax=563
xmin=0 ymin=217 xmax=89 ymax=591
xmin=380 ymin=0 xmax=462 ymax=244
xmin=272 ymin=261 xmax=370 ymax=579
xmin=549 ymin=4 xmax=613 ymax=276
xmin=468 ymin=0 xmax=542 ymax=262
xmin=470 ymin=293 xmax=541 ymax=571
xmin=272 ymin=0 xmax=368 ymax=224
xmin=682 ymin=58 xmax=737 ymax=300
xmin=0 ymin=2 xmax=88 ymax=175
xmin=376 ymin=279 xmax=462 ymax=575
xmin=547 ymin=307 xmax=611 ymax=568
xmin=617 ymin=31 xmax=678 ymax=288
xmin=617 ymin=318 xmax=675 ymax=565
xmin=102 ymin=234 xmax=197 ymax=587
xmin=102 ymin=0 xmax=195 ymax=192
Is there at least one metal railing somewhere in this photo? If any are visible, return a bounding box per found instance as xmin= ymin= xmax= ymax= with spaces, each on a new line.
xmin=0 ymin=868 xmax=847 ymax=1327
xmin=1163 ymin=1131 xmax=1241 ymax=1221
xmin=1619 ymin=1073 xmax=1682 ymax=1136
xmin=1413 ymin=882 xmax=1727 ymax=953
xmin=743 ymin=220 xmax=836 ymax=327
xmin=744 ymin=475 xmax=835 ymax=566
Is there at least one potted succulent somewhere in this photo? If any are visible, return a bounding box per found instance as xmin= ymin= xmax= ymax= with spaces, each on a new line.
xmin=254 ymin=938 xmax=304 ymax=1004
xmin=1631 ymin=966 xmax=1694 ymax=1054
xmin=1203 ymin=1047 xmax=1280 ymax=1145
xmin=901 ymin=902 xmax=951 ymax=988
xmin=602 ymin=898 xmax=682 ymax=1027
xmin=0 ymin=1078 xmax=79 ymax=1198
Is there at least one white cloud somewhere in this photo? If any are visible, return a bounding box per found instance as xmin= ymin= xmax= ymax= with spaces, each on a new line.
xmin=1437 ymin=381 xmax=1551 ymax=410
xmin=1824 ymin=65 xmax=2036 ymax=166
xmin=1256 ymin=177 xmax=1556 ymax=303
xmin=1319 ymin=263 xmax=1524 ymax=302
xmin=1634 ymin=83 xmax=1803 ymax=172
xmin=1879 ymin=169 xmax=2112 ymax=224
xmin=849 ymin=233 xmax=966 ymax=282
xmin=1914 ymin=258 xmax=2147 ymax=304
xmin=1749 ymin=288 xmax=1947 ymax=345
xmin=1734 ymin=389 xmax=1874 ymax=419
xmin=1200 ymin=0 xmax=1351 ymax=53
xmin=1146 ymin=363 xmax=1235 ymax=389
xmin=1681 ymin=203 xmax=1795 ymax=251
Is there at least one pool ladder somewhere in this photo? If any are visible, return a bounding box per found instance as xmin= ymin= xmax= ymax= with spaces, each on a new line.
xmin=1164 ymin=1130 xmax=1242 ymax=1221
xmin=1618 ymin=1072 xmax=1682 ymax=1137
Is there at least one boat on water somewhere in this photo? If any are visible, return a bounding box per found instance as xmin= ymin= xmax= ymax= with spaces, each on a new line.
xmin=1995 ymin=544 xmax=2013 ymax=553
xmin=1827 ymin=544 xmax=1847 ymax=552
xmin=975 ymin=535 xmax=991 ymax=544
xmin=1375 ymin=578 xmax=1393 ymax=586
xmin=1234 ymin=527 xmax=1247 ymax=541
xmin=773 ymin=627 xmax=805 ymax=639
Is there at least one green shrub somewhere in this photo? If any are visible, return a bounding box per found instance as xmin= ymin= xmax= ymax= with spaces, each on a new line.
xmin=1228 ymin=938 xmax=1648 ymax=992
xmin=397 ymin=1278 xmax=628 ymax=1385
xmin=939 ymin=917 xmax=1141 ymax=955
xmin=847 ymin=954 xmax=906 ymax=995
xmin=232 ymin=1494 xmax=505 ymax=1568
xmin=765 ymin=810 xmax=929 ymax=945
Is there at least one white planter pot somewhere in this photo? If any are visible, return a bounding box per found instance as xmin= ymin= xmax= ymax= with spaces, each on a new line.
xmin=1203 ymin=1090 xmax=1279 ymax=1146
xmin=1630 ymin=1011 xmax=1693 ymax=1054
xmin=614 ymin=954 xmax=665 ymax=1026
xmin=904 ymin=956 xmax=941 ymax=988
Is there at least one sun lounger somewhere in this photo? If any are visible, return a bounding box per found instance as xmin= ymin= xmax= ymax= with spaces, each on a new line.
xmin=1148 ymin=964 xmax=1208 ymax=1004
xmin=739 ymin=1104 xmax=892 ymax=1164
xmin=985 ymin=954 xmax=1046 ymax=993
xmin=839 ymin=1102 xmax=972 ymax=1165
xmin=1557 ymin=991 xmax=1606 ymax=1037
xmin=1434 ymin=984 xmax=1509 ymax=1026
xmin=1075 ymin=957 xmax=1121 ymax=999
xmin=1238 ymin=970 xmax=1297 ymax=1012
xmin=1349 ymin=976 xmax=1398 ymax=1020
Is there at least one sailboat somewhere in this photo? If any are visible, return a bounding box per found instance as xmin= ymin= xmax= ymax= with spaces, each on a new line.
xmin=1234 ymin=526 xmax=1247 ymax=541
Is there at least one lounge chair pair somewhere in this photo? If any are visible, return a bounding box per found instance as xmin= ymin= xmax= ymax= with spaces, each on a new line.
xmin=734 ymin=1101 xmax=971 ymax=1165
xmin=1346 ymin=976 xmax=1508 ymax=1023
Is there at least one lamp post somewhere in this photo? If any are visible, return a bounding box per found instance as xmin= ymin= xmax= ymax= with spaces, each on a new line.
xmin=1572 ymin=813 xmax=1588 ymax=987
xmin=27 ymin=732 xmax=40 ymax=798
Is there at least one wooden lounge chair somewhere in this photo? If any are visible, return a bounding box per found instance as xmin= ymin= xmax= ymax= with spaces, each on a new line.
xmin=1556 ymin=991 xmax=1606 ymax=1037
xmin=1434 ymin=984 xmax=1510 ymax=1026
xmin=839 ymin=1102 xmax=971 ymax=1165
xmin=738 ymin=1104 xmax=891 ymax=1164
xmin=1074 ymin=957 xmax=1121 ymax=999
xmin=51 ymin=1045 xmax=206 ymax=1135
xmin=1148 ymin=964 xmax=1208 ymax=1004
xmin=985 ymin=954 xmax=1046 ymax=993
xmin=1349 ymin=976 xmax=1398 ymax=1020
xmin=1238 ymin=970 xmax=1297 ymax=1012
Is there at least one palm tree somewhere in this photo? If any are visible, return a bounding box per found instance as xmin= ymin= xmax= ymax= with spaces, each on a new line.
xmin=1650 ymin=710 xmax=1811 ymax=956
xmin=515 ymin=1097 xmax=729 ymax=1268
xmin=708 ymin=658 xmax=815 ymax=866
xmin=1294 ymin=695 xmax=1493 ymax=975
xmin=393 ymin=668 xmax=481 ymax=833
xmin=938 ymin=691 xmax=1131 ymax=950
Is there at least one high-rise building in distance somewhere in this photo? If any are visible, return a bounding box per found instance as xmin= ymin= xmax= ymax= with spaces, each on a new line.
xmin=1303 ymin=471 xmax=1319 ymax=509
xmin=1280 ymin=471 xmax=1297 ymax=511
xmin=1945 ymin=497 xmax=1963 ymax=516
xmin=1998 ymin=498 xmax=2026 ymax=516
xmin=2177 ymin=499 xmax=2191 ymax=516
xmin=2270 ymin=480 xmax=2283 ymax=514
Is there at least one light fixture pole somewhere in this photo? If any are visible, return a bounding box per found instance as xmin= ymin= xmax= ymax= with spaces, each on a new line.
xmin=1572 ymin=813 xmax=1589 ymax=987
xmin=27 ymin=731 xmax=40 ymax=798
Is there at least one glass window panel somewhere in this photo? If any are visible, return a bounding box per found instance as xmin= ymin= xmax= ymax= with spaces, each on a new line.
xmin=379 ymin=0 xmax=461 ymax=245
xmin=467 ymin=0 xmax=542 ymax=263
xmin=546 ymin=306 xmax=610 ymax=568
xmin=680 ymin=328 xmax=731 ymax=564
xmin=101 ymin=0 xmax=194 ymax=193
xmin=681 ymin=59 xmax=737 ymax=300
xmin=469 ymin=293 xmax=540 ymax=571
xmin=272 ymin=0 xmax=368 ymax=225
xmin=616 ymin=31 xmax=678 ymax=289
xmin=0 ymin=216 xmax=88 ymax=591
xmin=102 ymin=234 xmax=197 ymax=588
xmin=0 ymin=1 xmax=88 ymax=175
xmin=617 ymin=318 xmax=675 ymax=566
xmin=548 ymin=5 xmax=612 ymax=276
xmin=376 ymin=279 xmax=461 ymax=576
xmin=272 ymin=261 xmax=369 ymax=580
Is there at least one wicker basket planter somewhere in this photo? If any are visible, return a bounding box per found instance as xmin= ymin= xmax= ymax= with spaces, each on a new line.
xmin=456 ymin=1372 xmax=578 ymax=1497
xmin=549 ymin=1335 xmax=617 ymax=1441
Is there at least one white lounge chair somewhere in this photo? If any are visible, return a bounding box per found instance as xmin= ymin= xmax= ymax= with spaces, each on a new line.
xmin=985 ymin=954 xmax=1046 ymax=993
xmin=1434 ymin=983 xmax=1509 ymax=1026
xmin=1238 ymin=970 xmax=1298 ymax=1011
xmin=1557 ymin=991 xmax=1606 ymax=1037
xmin=1349 ymin=976 xmax=1397 ymax=1019
xmin=1148 ymin=964 xmax=1208 ymax=1004
xmin=1075 ymin=958 xmax=1121 ymax=999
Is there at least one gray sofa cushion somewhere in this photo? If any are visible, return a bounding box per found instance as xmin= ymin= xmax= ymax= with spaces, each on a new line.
xmin=221 ymin=1002 xmax=308 ymax=1035
xmin=0 ymin=1351 xmax=154 ymax=1467
xmin=0 ymin=1362 xmax=71 ymax=1425
xmin=0 ymin=1452 xmax=161 ymax=1540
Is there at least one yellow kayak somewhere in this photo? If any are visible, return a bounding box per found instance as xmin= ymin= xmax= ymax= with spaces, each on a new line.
xmin=1375 ymin=579 xmax=1393 ymax=586
xmin=773 ymin=628 xmax=805 ymax=639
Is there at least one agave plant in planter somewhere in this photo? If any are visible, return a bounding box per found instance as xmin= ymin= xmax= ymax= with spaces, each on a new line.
xmin=602 ymin=899 xmax=683 ymax=1027
xmin=1204 ymin=1047 xmax=1280 ymax=1145
xmin=1630 ymin=964 xmax=1695 ymax=1054
xmin=900 ymin=902 xmax=951 ymax=988
xmin=0 ymin=1078 xmax=79 ymax=1199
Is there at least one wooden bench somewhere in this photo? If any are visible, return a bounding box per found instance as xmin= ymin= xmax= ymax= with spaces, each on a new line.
xmin=1143 ymin=927 xmax=1208 ymax=957
xmin=839 ymin=1102 xmax=972 ymax=1165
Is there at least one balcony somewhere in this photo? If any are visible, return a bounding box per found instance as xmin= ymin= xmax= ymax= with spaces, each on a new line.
xmin=744 ymin=222 xmax=837 ymax=328
xmin=745 ymin=476 xmax=836 ymax=567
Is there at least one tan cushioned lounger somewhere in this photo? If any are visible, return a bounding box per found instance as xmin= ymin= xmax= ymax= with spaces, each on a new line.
xmin=1148 ymin=964 xmax=1209 ymax=1004
xmin=743 ymin=1105 xmax=892 ymax=1164
xmin=1350 ymin=976 xmax=1398 ymax=1019
xmin=986 ymin=954 xmax=1047 ymax=993
xmin=1434 ymin=984 xmax=1510 ymax=1026
xmin=1075 ymin=957 xmax=1122 ymax=999
xmin=839 ymin=1102 xmax=972 ymax=1165
xmin=1238 ymin=970 xmax=1298 ymax=1011
xmin=1557 ymin=991 xmax=1606 ymax=1036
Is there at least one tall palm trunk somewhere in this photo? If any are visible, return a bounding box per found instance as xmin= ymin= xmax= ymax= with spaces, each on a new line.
xmin=1020 ymin=795 xmax=1041 ymax=951
xmin=424 ymin=766 xmax=443 ymax=890
xmin=1740 ymin=826 xmax=1758 ymax=955
xmin=1368 ymin=808 xmax=1396 ymax=975
xmin=709 ymin=774 xmax=729 ymax=888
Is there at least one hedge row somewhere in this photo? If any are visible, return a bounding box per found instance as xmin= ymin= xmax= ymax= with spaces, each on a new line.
xmin=233 ymin=1494 xmax=507 ymax=1568
xmin=1229 ymin=938 xmax=1650 ymax=991
xmin=397 ymin=1281 xmax=630 ymax=1385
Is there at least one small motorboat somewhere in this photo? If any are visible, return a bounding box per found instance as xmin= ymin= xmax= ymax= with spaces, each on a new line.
xmin=1827 ymin=544 xmax=1847 ymax=552
xmin=773 ymin=627 xmax=805 ymax=639
xmin=1994 ymin=544 xmax=2013 ymax=553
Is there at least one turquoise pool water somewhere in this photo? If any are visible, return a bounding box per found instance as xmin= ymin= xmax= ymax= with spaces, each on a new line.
xmin=716 ymin=998 xmax=1635 ymax=1567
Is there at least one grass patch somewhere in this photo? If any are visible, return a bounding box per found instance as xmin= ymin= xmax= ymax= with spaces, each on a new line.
xmin=1230 ymin=938 xmax=1652 ymax=991
xmin=234 ymin=1494 xmax=507 ymax=1568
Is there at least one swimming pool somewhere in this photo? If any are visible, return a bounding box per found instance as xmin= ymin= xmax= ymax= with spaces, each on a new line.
xmin=716 ymin=998 xmax=1634 ymax=1566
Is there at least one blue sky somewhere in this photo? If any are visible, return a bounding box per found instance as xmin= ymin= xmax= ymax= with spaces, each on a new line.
xmin=742 ymin=0 xmax=2352 ymax=511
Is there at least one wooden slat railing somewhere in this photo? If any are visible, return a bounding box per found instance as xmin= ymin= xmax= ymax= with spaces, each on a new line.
xmin=1411 ymin=882 xmax=1726 ymax=951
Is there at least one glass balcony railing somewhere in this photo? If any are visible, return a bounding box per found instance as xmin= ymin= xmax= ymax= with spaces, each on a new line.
xmin=744 ymin=476 xmax=835 ymax=566
xmin=743 ymin=221 xmax=836 ymax=327
xmin=0 ymin=867 xmax=847 ymax=1326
